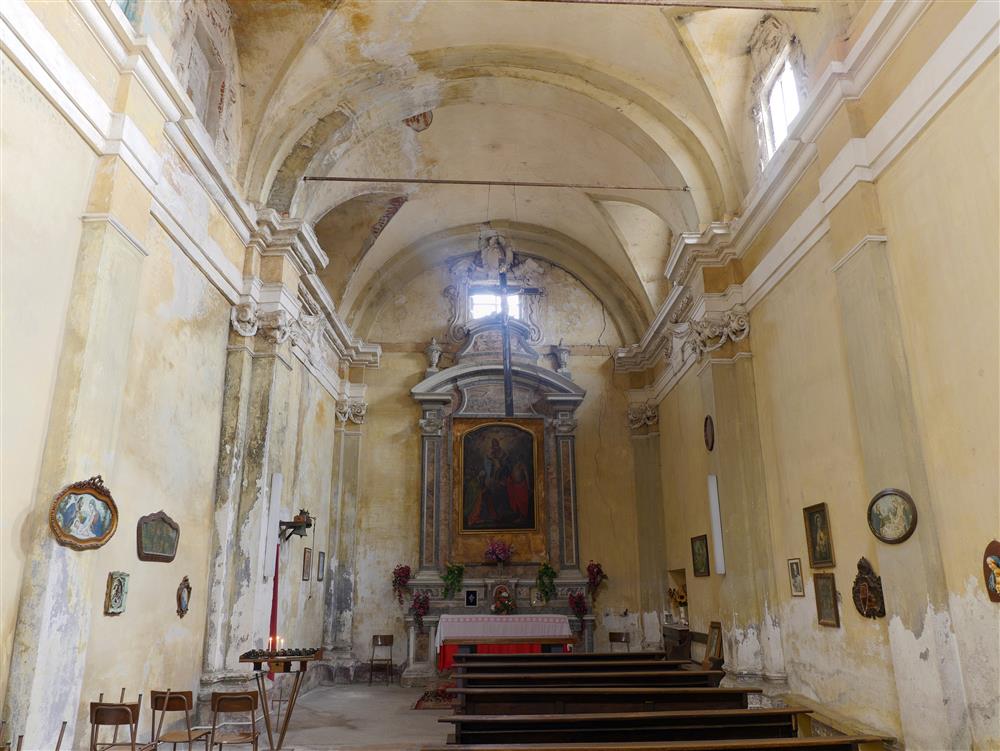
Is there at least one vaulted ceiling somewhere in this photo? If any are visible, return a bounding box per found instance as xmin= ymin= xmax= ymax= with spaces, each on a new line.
xmin=227 ymin=0 xmax=855 ymax=339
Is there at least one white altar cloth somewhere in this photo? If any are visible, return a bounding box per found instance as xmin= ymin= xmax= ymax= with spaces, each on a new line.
xmin=434 ymin=613 xmax=572 ymax=653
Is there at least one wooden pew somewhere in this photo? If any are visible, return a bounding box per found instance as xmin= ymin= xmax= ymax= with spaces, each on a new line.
xmin=440 ymin=707 xmax=810 ymax=744
xmin=450 ymin=686 xmax=762 ymax=715
xmin=455 ymin=669 xmax=725 ymax=689
xmin=454 ymin=659 xmax=690 ymax=674
xmin=453 ymin=651 xmax=671 ymax=663
xmin=423 ymin=737 xmax=891 ymax=751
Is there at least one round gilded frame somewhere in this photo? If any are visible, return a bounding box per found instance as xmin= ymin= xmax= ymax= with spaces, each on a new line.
xmin=867 ymin=488 xmax=918 ymax=544
xmin=48 ymin=475 xmax=119 ymax=551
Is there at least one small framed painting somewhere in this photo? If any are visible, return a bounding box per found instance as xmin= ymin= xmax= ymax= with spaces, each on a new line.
xmin=690 ymin=535 xmax=710 ymax=577
xmin=787 ymin=558 xmax=805 ymax=597
xmin=137 ymin=510 xmax=180 ymax=562
xmin=49 ymin=476 xmax=118 ymax=551
xmin=317 ymin=551 xmax=326 ymax=582
xmin=704 ymin=416 xmax=715 ymax=452
xmin=176 ymin=576 xmax=191 ymax=618
xmin=867 ymin=489 xmax=917 ymax=544
xmin=813 ymin=572 xmax=840 ymax=627
xmin=702 ymin=620 xmax=723 ymax=668
xmin=803 ymin=502 xmax=835 ymax=568
xmin=302 ymin=547 xmax=312 ymax=582
xmin=104 ymin=571 xmax=129 ymax=616
xmin=464 ymin=589 xmax=479 ymax=608
xmin=984 ymin=540 xmax=1000 ymax=603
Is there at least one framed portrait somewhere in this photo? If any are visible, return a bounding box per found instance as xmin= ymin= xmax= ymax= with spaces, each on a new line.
xmin=702 ymin=620 xmax=723 ymax=668
xmin=464 ymin=589 xmax=479 ymax=608
xmin=49 ymin=476 xmax=118 ymax=551
xmin=787 ymin=558 xmax=805 ymax=597
xmin=302 ymin=547 xmax=312 ymax=582
xmin=457 ymin=420 xmax=541 ymax=533
xmin=104 ymin=571 xmax=129 ymax=616
xmin=983 ymin=539 xmax=1000 ymax=603
xmin=176 ymin=576 xmax=191 ymax=618
xmin=136 ymin=511 xmax=180 ymax=562
xmin=813 ymin=573 xmax=840 ymax=627
xmin=690 ymin=535 xmax=710 ymax=577
xmin=317 ymin=551 xmax=326 ymax=582
xmin=704 ymin=415 xmax=715 ymax=452
xmin=867 ymin=489 xmax=917 ymax=544
xmin=803 ymin=502 xmax=835 ymax=568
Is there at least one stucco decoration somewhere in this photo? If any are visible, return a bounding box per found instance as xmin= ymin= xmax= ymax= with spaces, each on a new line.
xmin=443 ymin=238 xmax=548 ymax=345
xmin=425 ymin=337 xmax=443 ymax=375
xmin=685 ymin=307 xmax=750 ymax=358
xmin=627 ymin=402 xmax=658 ymax=431
xmin=336 ymin=399 xmax=368 ymax=425
xmin=852 ymin=557 xmax=886 ymax=619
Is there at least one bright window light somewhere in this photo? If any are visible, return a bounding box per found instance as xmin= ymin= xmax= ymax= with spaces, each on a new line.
xmin=469 ymin=292 xmax=520 ymax=320
xmin=766 ymin=59 xmax=800 ymax=157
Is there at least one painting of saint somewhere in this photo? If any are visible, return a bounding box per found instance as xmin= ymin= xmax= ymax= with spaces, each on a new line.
xmin=690 ymin=535 xmax=710 ymax=577
xmin=814 ymin=573 xmax=840 ymax=627
xmin=56 ymin=493 xmax=114 ymax=542
xmin=788 ymin=558 xmax=805 ymax=597
xmin=461 ymin=423 xmax=536 ymax=532
xmin=867 ymin=489 xmax=917 ymax=544
xmin=983 ymin=540 xmax=1000 ymax=603
xmin=803 ymin=503 xmax=835 ymax=568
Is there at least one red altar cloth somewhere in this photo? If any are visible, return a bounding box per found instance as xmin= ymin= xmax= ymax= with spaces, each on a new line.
xmin=438 ymin=642 xmax=545 ymax=670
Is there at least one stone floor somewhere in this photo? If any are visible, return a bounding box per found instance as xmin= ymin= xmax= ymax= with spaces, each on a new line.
xmin=266 ymin=683 xmax=451 ymax=750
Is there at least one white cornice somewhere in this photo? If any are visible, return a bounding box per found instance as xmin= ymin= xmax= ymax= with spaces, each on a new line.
xmin=621 ymin=0 xmax=998 ymax=404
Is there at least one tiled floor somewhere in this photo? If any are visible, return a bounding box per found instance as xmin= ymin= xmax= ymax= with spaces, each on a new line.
xmin=270 ymin=683 xmax=451 ymax=750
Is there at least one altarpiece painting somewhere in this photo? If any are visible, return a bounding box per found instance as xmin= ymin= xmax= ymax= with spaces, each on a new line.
xmin=459 ymin=421 xmax=539 ymax=533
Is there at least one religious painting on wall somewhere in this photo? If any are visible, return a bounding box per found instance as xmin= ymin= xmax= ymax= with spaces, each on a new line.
xmin=983 ymin=540 xmax=1000 ymax=603
xmin=459 ymin=421 xmax=539 ymax=533
xmin=176 ymin=576 xmax=191 ymax=618
xmin=136 ymin=511 xmax=180 ymax=562
xmin=302 ymin=547 xmax=312 ymax=582
xmin=787 ymin=558 xmax=805 ymax=597
xmin=813 ymin=572 xmax=840 ymax=627
xmin=104 ymin=571 xmax=129 ymax=616
xmin=702 ymin=621 xmax=723 ymax=668
xmin=803 ymin=502 xmax=835 ymax=568
xmin=690 ymin=535 xmax=710 ymax=577
xmin=867 ymin=488 xmax=917 ymax=544
xmin=49 ymin=475 xmax=118 ymax=551
xmin=317 ymin=551 xmax=326 ymax=582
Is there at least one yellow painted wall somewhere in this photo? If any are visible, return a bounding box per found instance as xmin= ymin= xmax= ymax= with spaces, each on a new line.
xmin=0 ymin=55 xmax=98 ymax=706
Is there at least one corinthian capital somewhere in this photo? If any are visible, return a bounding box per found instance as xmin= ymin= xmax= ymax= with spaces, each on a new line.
xmin=685 ymin=306 xmax=750 ymax=358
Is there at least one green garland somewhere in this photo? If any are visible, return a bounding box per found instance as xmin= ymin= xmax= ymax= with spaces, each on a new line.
xmin=441 ymin=562 xmax=465 ymax=600
xmin=536 ymin=562 xmax=558 ymax=603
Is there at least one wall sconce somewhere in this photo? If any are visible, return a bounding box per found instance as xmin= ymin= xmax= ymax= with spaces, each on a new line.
xmin=279 ymin=509 xmax=313 ymax=542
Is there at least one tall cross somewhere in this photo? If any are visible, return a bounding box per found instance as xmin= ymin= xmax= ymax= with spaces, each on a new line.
xmin=499 ymin=270 xmax=514 ymax=417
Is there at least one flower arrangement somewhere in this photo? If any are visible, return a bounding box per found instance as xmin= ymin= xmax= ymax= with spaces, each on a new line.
xmin=411 ymin=590 xmax=431 ymax=630
xmin=392 ymin=564 xmax=412 ymax=605
xmin=568 ymin=591 xmax=588 ymax=622
xmin=485 ymin=539 xmax=513 ymax=565
xmin=667 ymin=586 xmax=687 ymax=607
xmin=586 ymin=560 xmax=608 ymax=603
xmin=490 ymin=586 xmax=516 ymax=615
xmin=441 ymin=562 xmax=465 ymax=600
xmin=536 ymin=561 xmax=558 ymax=604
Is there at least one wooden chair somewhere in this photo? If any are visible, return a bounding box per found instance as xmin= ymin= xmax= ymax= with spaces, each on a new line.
xmin=608 ymin=631 xmax=631 ymax=653
xmin=369 ymin=634 xmax=394 ymax=684
xmin=207 ymin=692 xmax=259 ymax=751
xmin=150 ymin=691 xmax=209 ymax=751
xmin=89 ymin=703 xmax=154 ymax=751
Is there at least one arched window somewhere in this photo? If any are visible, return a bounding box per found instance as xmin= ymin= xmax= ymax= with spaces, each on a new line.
xmin=748 ymin=16 xmax=806 ymax=168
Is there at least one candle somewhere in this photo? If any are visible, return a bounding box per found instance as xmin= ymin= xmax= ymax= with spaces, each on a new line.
xmin=268 ymin=636 xmax=273 ymax=652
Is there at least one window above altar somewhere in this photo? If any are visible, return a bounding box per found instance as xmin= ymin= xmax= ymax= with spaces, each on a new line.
xmin=469 ymin=289 xmax=521 ymax=321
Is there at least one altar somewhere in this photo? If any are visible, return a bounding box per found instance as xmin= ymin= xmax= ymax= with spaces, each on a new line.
xmin=435 ymin=614 xmax=573 ymax=670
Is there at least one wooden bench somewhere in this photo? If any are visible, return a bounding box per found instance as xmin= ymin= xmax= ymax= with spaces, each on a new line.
xmin=450 ymin=686 xmax=762 ymax=715
xmin=453 ymin=651 xmax=671 ymax=663
xmin=455 ymin=670 xmax=725 ymax=689
xmin=423 ymin=737 xmax=891 ymax=751
xmin=440 ymin=707 xmax=810 ymax=744
xmin=454 ymin=659 xmax=690 ymax=674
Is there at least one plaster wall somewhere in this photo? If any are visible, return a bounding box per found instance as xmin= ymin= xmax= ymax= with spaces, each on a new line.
xmin=0 ymin=55 xmax=98 ymax=707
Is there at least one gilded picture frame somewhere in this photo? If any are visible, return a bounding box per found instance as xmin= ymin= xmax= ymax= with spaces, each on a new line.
xmin=455 ymin=418 xmax=544 ymax=535
xmin=803 ymin=502 xmax=835 ymax=568
xmin=49 ymin=475 xmax=118 ymax=551
xmin=136 ymin=510 xmax=180 ymax=562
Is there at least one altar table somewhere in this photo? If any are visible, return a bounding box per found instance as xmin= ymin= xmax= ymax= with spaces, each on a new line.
xmin=435 ymin=614 xmax=573 ymax=670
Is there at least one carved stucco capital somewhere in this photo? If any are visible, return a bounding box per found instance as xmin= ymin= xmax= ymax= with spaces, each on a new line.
xmin=627 ymin=402 xmax=659 ymax=431
xmin=418 ymin=408 xmax=445 ymax=437
xmin=685 ymin=306 xmax=750 ymax=359
xmin=336 ymin=398 xmax=368 ymax=425
xmin=552 ymin=410 xmax=578 ymax=435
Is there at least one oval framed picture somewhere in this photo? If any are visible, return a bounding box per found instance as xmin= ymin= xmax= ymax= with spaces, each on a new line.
xmin=49 ymin=475 xmax=118 ymax=551
xmin=867 ymin=488 xmax=917 ymax=544
xmin=704 ymin=415 xmax=715 ymax=452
